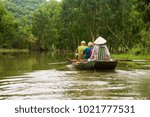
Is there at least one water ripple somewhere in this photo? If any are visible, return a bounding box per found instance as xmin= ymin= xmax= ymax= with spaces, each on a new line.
xmin=0 ymin=69 xmax=150 ymax=99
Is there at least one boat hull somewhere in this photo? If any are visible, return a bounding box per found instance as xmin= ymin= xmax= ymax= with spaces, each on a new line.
xmin=72 ymin=61 xmax=118 ymax=70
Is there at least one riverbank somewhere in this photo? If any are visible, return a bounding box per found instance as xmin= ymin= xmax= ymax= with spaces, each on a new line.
xmin=111 ymin=54 xmax=150 ymax=60
xmin=0 ymin=49 xmax=150 ymax=60
xmin=0 ymin=49 xmax=29 ymax=53
xmin=111 ymin=53 xmax=150 ymax=69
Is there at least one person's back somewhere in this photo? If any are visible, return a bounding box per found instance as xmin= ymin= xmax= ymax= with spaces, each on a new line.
xmin=76 ymin=41 xmax=87 ymax=59
xmin=90 ymin=36 xmax=111 ymax=61
xmin=77 ymin=45 xmax=87 ymax=58
xmin=91 ymin=45 xmax=110 ymax=60
xmin=83 ymin=42 xmax=94 ymax=59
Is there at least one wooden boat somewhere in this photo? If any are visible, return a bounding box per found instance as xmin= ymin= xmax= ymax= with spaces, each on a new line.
xmin=71 ymin=60 xmax=118 ymax=70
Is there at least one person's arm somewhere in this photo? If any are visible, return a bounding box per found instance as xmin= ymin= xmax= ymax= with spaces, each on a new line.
xmin=75 ymin=46 xmax=79 ymax=53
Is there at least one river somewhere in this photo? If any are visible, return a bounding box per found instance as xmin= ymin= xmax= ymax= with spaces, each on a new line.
xmin=0 ymin=52 xmax=150 ymax=100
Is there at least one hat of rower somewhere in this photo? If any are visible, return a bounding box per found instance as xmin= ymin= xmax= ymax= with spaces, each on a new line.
xmin=94 ymin=36 xmax=107 ymax=44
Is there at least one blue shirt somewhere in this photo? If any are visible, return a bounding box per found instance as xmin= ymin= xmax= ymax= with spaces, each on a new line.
xmin=83 ymin=47 xmax=93 ymax=59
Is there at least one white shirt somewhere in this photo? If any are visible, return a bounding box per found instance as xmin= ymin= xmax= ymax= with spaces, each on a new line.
xmin=90 ymin=44 xmax=110 ymax=60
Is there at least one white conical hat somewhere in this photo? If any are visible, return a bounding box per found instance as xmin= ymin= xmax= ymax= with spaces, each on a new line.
xmin=94 ymin=36 xmax=107 ymax=44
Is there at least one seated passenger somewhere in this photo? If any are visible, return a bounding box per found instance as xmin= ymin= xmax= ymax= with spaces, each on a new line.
xmin=83 ymin=42 xmax=94 ymax=59
xmin=75 ymin=40 xmax=88 ymax=60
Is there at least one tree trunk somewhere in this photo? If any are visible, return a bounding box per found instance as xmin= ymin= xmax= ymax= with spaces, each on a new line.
xmin=86 ymin=23 xmax=95 ymax=42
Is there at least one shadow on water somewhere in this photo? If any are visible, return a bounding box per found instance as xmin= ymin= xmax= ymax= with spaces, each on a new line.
xmin=0 ymin=52 xmax=150 ymax=100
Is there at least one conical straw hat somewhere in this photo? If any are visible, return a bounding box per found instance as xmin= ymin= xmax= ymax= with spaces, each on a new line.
xmin=94 ymin=36 xmax=107 ymax=44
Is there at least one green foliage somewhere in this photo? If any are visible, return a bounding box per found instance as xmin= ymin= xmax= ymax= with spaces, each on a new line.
xmin=32 ymin=0 xmax=61 ymax=51
xmin=0 ymin=0 xmax=150 ymax=54
xmin=127 ymin=46 xmax=143 ymax=55
xmin=60 ymin=0 xmax=136 ymax=52
xmin=60 ymin=0 xmax=150 ymax=53
xmin=0 ymin=0 xmax=46 ymax=49
xmin=139 ymin=29 xmax=150 ymax=53
xmin=0 ymin=1 xmax=18 ymax=48
xmin=6 ymin=0 xmax=46 ymax=19
xmin=137 ymin=0 xmax=150 ymax=24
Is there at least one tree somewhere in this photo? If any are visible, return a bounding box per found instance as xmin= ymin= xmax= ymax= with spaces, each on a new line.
xmin=0 ymin=1 xmax=18 ymax=48
xmin=32 ymin=0 xmax=62 ymax=51
xmin=61 ymin=0 xmax=136 ymax=52
xmin=1 ymin=0 xmax=47 ymax=49
xmin=1 ymin=0 xmax=150 ymax=54
xmin=135 ymin=0 xmax=150 ymax=53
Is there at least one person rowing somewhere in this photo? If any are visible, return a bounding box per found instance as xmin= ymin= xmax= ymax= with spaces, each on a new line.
xmin=90 ymin=36 xmax=111 ymax=61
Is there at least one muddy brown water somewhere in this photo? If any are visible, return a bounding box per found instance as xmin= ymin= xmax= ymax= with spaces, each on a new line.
xmin=0 ymin=52 xmax=150 ymax=100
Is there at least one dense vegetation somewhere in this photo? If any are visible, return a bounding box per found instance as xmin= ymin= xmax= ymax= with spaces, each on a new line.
xmin=0 ymin=0 xmax=150 ymax=54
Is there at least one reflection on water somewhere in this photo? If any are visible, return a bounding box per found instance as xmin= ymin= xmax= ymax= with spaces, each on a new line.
xmin=0 ymin=69 xmax=150 ymax=100
xmin=0 ymin=52 xmax=150 ymax=100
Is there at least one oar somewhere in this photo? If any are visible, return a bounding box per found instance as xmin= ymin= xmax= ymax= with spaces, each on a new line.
xmin=48 ymin=62 xmax=67 ymax=65
xmin=66 ymin=58 xmax=78 ymax=62
xmin=48 ymin=58 xmax=79 ymax=65
xmin=115 ymin=59 xmax=150 ymax=62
